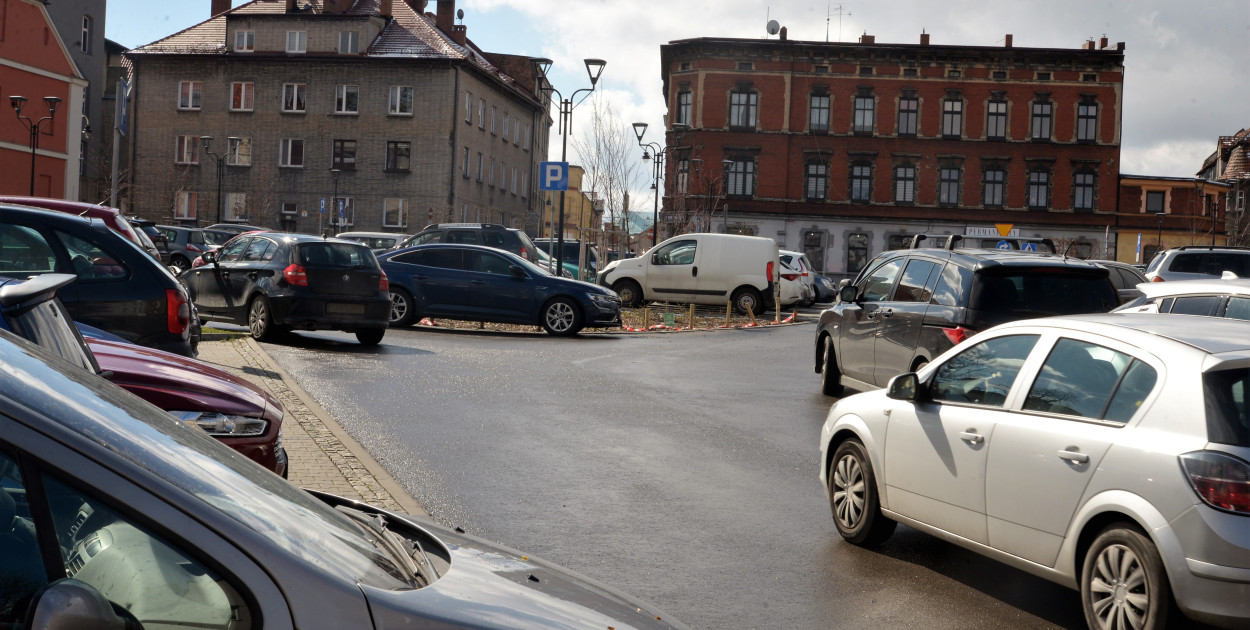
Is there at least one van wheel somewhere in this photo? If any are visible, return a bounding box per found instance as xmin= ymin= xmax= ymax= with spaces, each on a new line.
xmin=731 ymin=287 xmax=763 ymax=316
xmin=821 ymin=339 xmax=843 ymax=396
xmin=1081 ymin=525 xmax=1172 ymax=630
xmin=613 ymin=280 xmax=643 ymax=308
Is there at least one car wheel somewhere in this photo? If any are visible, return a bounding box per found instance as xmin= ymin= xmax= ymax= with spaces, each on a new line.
xmin=248 ymin=296 xmax=277 ymax=341
xmin=731 ymin=286 xmax=763 ymax=316
xmin=613 ymin=280 xmax=643 ymax=308
xmin=169 ymin=255 xmax=191 ymax=274
xmin=829 ymin=439 xmax=896 ymax=546
xmin=541 ymin=297 xmax=583 ymax=336
xmin=820 ymin=338 xmax=843 ymax=396
xmin=389 ymin=288 xmax=416 ymax=327
xmin=1081 ymin=525 xmax=1172 ymax=630
xmin=355 ymin=328 xmax=385 ymax=346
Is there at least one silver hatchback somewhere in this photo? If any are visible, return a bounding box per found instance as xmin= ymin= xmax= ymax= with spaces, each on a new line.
xmin=819 ymin=313 xmax=1250 ymax=629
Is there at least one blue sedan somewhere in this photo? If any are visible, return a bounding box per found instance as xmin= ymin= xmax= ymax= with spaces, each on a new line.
xmin=378 ymin=243 xmax=622 ymax=336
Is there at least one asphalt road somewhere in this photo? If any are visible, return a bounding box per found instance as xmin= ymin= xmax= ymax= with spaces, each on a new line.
xmin=260 ymin=321 xmax=1093 ymax=630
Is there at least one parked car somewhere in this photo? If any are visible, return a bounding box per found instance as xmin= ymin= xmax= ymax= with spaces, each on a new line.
xmin=206 ymin=222 xmax=268 ymax=234
xmin=0 ymin=329 xmax=688 ymax=630
xmin=1144 ymin=245 xmax=1250 ymax=282
xmin=532 ymin=238 xmax=599 ymax=280
xmin=777 ymin=259 xmax=807 ymax=309
xmin=379 ymin=243 xmax=622 ymax=336
xmin=394 ymin=223 xmax=540 ymax=264
xmin=598 ymin=233 xmax=781 ymax=315
xmin=157 ymin=224 xmax=214 ymax=273
xmin=181 ymin=232 xmax=390 ymax=345
xmin=780 ymin=250 xmax=817 ymax=307
xmin=336 ymin=231 xmax=411 ymax=253
xmin=1113 ymin=276 xmax=1250 ymax=320
xmin=0 ymin=195 xmax=162 ymax=262
xmin=812 ymin=272 xmax=838 ymax=303
xmin=128 ymin=217 xmax=171 ymax=265
xmin=819 ymin=313 xmax=1250 ymax=630
xmin=1087 ymin=258 xmax=1149 ymax=304
xmin=814 ymin=245 xmax=1118 ymax=395
xmin=0 ymin=203 xmax=196 ymax=356
xmin=0 ymin=272 xmax=286 ymax=475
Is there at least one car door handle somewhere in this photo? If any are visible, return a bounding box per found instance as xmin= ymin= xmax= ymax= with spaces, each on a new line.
xmin=691 ymin=266 xmax=698 ymax=277
xmin=880 ymin=308 xmax=894 ymax=318
xmin=413 ymin=274 xmax=427 ymax=281
xmin=1057 ymin=450 xmax=1090 ymax=464
xmin=958 ymin=431 xmax=983 ymax=445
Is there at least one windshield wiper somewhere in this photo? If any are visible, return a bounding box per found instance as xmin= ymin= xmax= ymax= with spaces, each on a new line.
xmin=336 ymin=506 xmax=439 ymax=586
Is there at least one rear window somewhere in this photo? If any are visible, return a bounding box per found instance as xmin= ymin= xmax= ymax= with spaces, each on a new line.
xmin=971 ymin=270 xmax=1117 ymax=315
xmin=1169 ymin=253 xmax=1203 ymax=274
xmin=297 ymin=243 xmax=375 ymax=268
xmin=1205 ymin=368 xmax=1250 ymax=447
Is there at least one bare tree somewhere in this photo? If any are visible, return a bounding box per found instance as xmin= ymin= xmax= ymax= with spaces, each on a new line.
xmin=570 ymin=95 xmax=641 ymax=255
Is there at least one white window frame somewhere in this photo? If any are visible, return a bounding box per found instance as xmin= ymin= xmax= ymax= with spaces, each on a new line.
xmin=478 ymin=99 xmax=486 ymax=128
xmin=234 ymin=30 xmax=254 ymax=53
xmin=338 ymin=31 xmax=359 ymax=54
xmin=389 ymin=86 xmax=414 ymax=115
xmin=230 ymin=82 xmax=254 ymax=112
xmin=521 ymin=173 xmax=528 ymax=198
xmin=489 ymin=158 xmax=496 ymax=186
xmin=175 ymin=135 xmax=199 ymax=164
xmin=476 ymin=153 xmax=483 ymax=181
xmin=227 ymin=137 xmax=251 ymax=166
xmin=286 ymin=31 xmax=307 ymax=54
xmin=281 ymin=83 xmax=306 ymax=113
xmin=464 ymin=92 xmax=473 ymax=122
xmin=490 ymin=106 xmax=498 ymax=134
xmin=462 ymin=147 xmax=470 ymax=177
xmin=335 ymin=85 xmax=359 ymax=114
xmin=502 ymin=112 xmax=510 ymax=141
xmin=512 ymin=167 xmax=518 ymax=194
xmin=225 ymin=193 xmax=248 ymax=222
xmin=383 ymin=198 xmax=407 ymax=228
xmin=279 ymin=138 xmax=304 ymax=168
xmin=178 ymin=81 xmax=202 ymax=110
xmin=331 ymin=197 xmax=355 ymax=227
xmin=175 ymin=191 xmax=197 ymax=219
xmin=80 ymin=16 xmax=91 ymax=54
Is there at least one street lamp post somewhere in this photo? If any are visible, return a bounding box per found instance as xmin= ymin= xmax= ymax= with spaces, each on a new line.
xmin=632 ymin=124 xmax=663 ymax=249
xmin=1156 ymin=210 xmax=1166 ymax=258
xmin=331 ymin=168 xmax=342 ymax=235
xmin=10 ymin=95 xmax=62 ymax=196
xmin=532 ymin=57 xmax=606 ymax=274
xmin=199 ymin=136 xmax=225 ymax=225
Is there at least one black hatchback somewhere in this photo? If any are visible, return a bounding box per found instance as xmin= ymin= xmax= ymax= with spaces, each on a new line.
xmin=181 ymin=233 xmax=390 ymax=345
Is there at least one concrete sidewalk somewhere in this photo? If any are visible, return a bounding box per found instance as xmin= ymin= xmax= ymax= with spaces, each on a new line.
xmin=195 ymin=335 xmax=425 ymax=517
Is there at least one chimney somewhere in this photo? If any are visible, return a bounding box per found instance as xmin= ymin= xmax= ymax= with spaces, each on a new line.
xmin=403 ymin=0 xmax=428 ymax=11
xmin=1099 ymin=36 xmax=1108 ymax=49
xmin=1082 ymin=39 xmax=1096 ymax=50
xmin=859 ymin=32 xmax=875 ymax=44
xmin=380 ymin=0 xmax=392 ymax=18
xmin=1004 ymin=34 xmax=1013 ymax=48
xmin=920 ymin=31 xmax=930 ymax=46
xmin=451 ymin=24 xmax=467 ymax=46
xmin=779 ymin=26 xmax=787 ymax=41
xmin=211 ymin=0 xmax=231 ymax=17
xmin=436 ymin=0 xmax=455 ymax=36
xmin=285 ymin=0 xmax=296 ymax=12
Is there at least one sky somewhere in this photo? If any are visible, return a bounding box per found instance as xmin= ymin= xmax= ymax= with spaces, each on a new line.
xmin=105 ymin=0 xmax=1250 ymax=182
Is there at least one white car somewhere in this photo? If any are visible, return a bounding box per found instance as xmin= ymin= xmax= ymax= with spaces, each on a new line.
xmin=1113 ymin=276 xmax=1250 ymax=320
xmin=776 ymin=259 xmax=805 ymax=310
xmin=819 ymin=313 xmax=1250 ymax=630
xmin=780 ymin=250 xmax=817 ymax=307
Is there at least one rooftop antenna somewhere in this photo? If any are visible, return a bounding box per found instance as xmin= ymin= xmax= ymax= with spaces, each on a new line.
xmin=827 ymin=3 xmax=851 ymax=42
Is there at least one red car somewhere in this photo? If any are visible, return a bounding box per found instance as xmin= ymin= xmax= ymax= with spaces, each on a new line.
xmin=0 ymin=273 xmax=287 ymax=476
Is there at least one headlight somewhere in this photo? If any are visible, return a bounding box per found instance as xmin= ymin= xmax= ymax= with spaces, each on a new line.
xmin=590 ymin=293 xmax=619 ymax=306
xmin=169 ymin=411 xmax=268 ymax=437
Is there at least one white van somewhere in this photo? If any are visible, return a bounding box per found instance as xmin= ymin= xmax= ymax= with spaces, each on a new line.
xmin=596 ymin=233 xmax=780 ymax=314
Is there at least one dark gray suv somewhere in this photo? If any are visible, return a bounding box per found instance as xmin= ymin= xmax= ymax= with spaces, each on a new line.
xmin=814 ymin=246 xmax=1118 ymax=395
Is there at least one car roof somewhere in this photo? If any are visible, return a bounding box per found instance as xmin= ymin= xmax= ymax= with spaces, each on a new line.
xmin=1135 ymin=277 xmax=1250 ymax=299
xmin=0 ymin=196 xmax=121 ymax=217
xmin=994 ymin=312 xmax=1250 ymax=356
xmin=883 ymin=247 xmax=1105 ymax=271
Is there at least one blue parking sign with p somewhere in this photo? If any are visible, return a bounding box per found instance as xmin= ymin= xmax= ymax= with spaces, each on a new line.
xmin=539 ymin=161 xmax=569 ymax=191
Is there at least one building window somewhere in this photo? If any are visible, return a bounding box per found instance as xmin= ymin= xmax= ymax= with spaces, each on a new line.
xmin=490 ymin=106 xmax=498 ymax=134
xmin=512 ymin=167 xmax=519 ymax=194
xmin=1028 ymin=168 xmax=1051 ymax=210
xmin=389 ymin=86 xmax=414 ymax=115
xmin=464 ymin=91 xmax=472 ymax=122
xmin=939 ymin=166 xmax=961 ymax=206
xmin=737 ymin=62 xmax=753 ymax=71
xmin=728 ymin=91 xmax=757 ymax=129
xmin=815 ymin=65 xmax=829 ymax=74
xmin=947 ymin=69 xmax=961 ymax=78
xmin=1073 ymin=170 xmax=1096 ymax=211
xmin=850 ymin=162 xmax=872 ymax=202
xmin=858 ymin=66 xmax=873 ymax=75
xmin=462 ymin=146 xmax=470 ymax=177
xmin=80 ymin=16 xmax=91 ymax=53
xmin=1145 ymin=190 xmax=1166 ymax=213
xmin=676 ymin=155 xmax=690 ymax=193
xmin=385 ymin=141 xmax=411 ymax=172
xmin=175 ymin=135 xmax=199 ymax=164
xmin=1036 ymin=72 xmax=1051 ymax=81
xmin=234 ymin=30 xmax=254 ymax=52
xmin=676 ymin=90 xmax=691 ymax=126
xmin=476 ymin=152 xmax=483 ymax=181
xmin=513 ymin=119 xmax=520 ymax=145
xmin=383 ymin=198 xmax=407 ymax=228
xmin=986 ymin=99 xmax=1007 ymax=140
xmin=941 ymin=98 xmax=962 ymax=138
xmin=894 ymin=164 xmax=916 ymax=203
xmin=478 ymin=99 xmax=485 ymax=128
xmin=887 ymin=234 xmax=912 ymax=250
xmin=992 ymin=70 xmax=1007 ymax=79
xmin=680 ymin=62 xmax=691 ymax=71
xmin=521 ymin=173 xmax=528 ymax=198
xmin=902 ymin=68 xmax=918 ymax=77
xmin=178 ymin=81 xmax=201 ymax=110
xmin=524 ymin=124 xmax=531 ymax=150
xmin=847 ymin=233 xmax=869 ymax=274
xmin=335 ymin=85 xmax=359 ymax=114
xmin=281 ymin=202 xmax=298 ymax=215
xmin=286 ymin=31 xmax=307 ymax=53
xmin=282 ymin=83 xmax=306 ymax=113
xmin=175 ymin=191 xmax=197 ymax=219
xmin=1031 ymin=99 xmax=1053 ymax=140
xmin=230 ymin=82 xmax=254 ymax=111
xmin=488 ymin=159 xmax=496 ymax=186
xmin=332 ymin=139 xmax=357 ymax=170
xmin=1077 ymin=99 xmax=1098 ymax=142
xmin=502 ymin=112 xmax=510 ymax=141
xmin=225 ymin=193 xmax=248 ymax=221
xmin=1083 ymin=73 xmax=1098 ymax=82
xmin=809 ymin=94 xmax=830 ymax=133
xmin=983 ymin=166 xmax=1005 ymax=207
xmin=227 ymin=137 xmax=251 ymax=166
xmin=805 ymin=162 xmax=828 ymax=200
xmin=330 ymin=198 xmax=354 ymax=226
xmin=339 ymin=31 xmax=359 ymax=54
xmin=853 ymin=94 xmax=874 ymax=134
xmin=897 ymin=96 xmax=918 ymax=136
xmin=726 ymin=157 xmax=755 ymax=197
xmin=279 ymin=138 xmax=304 ymax=167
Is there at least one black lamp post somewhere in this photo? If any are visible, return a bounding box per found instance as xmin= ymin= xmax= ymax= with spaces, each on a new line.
xmin=199 ymin=136 xmax=224 ymax=225
xmin=632 ymin=123 xmax=663 ymax=248
xmin=1156 ymin=210 xmax=1166 ymax=257
xmin=10 ymin=95 xmax=62 ymax=196
xmin=532 ymin=57 xmax=606 ymax=274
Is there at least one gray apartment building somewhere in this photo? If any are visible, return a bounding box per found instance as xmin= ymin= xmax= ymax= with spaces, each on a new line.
xmin=125 ymin=0 xmax=547 ymax=234
xmin=42 ymin=0 xmax=108 ymax=201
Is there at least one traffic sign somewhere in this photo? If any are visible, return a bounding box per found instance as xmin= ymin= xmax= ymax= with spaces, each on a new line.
xmin=319 ymin=198 xmax=326 ymax=214
xmin=996 ymin=240 xmax=1012 ymax=250
xmin=1021 ymin=242 xmax=1038 ymax=252
xmin=539 ymin=161 xmax=569 ymax=191
xmin=995 ymin=223 xmax=1014 ymax=237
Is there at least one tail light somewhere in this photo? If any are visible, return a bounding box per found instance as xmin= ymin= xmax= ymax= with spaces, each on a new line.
xmin=187 ymin=244 xmax=204 ymax=253
xmin=1151 ymin=276 xmax=1165 ymax=282
xmin=378 ymin=271 xmax=389 ymax=292
xmin=165 ymin=288 xmax=190 ymax=335
xmin=766 ymin=261 xmax=775 ymax=281
xmin=941 ymin=326 xmax=975 ymax=345
xmin=781 ymin=272 xmax=799 ymax=281
xmin=1180 ymin=451 xmax=1250 ymax=514
xmin=520 ymin=247 xmax=529 ymax=260
xmin=283 ymin=264 xmax=308 ymax=287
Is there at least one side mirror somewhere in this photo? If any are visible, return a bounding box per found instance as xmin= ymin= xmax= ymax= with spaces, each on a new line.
xmin=886 ymin=372 xmax=922 ymax=402
xmin=837 ymin=284 xmax=858 ymax=303
xmin=651 ymin=252 xmax=661 ymax=265
xmin=201 ymin=251 xmax=217 ymax=265
xmin=25 ymin=579 xmax=129 ymax=630
xmin=509 ymin=265 xmax=525 ymax=279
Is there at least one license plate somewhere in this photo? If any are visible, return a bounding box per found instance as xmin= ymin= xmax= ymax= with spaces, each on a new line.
xmin=326 ymin=303 xmax=365 ymax=316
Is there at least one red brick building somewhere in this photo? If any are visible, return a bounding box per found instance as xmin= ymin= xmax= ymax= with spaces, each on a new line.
xmin=658 ymin=31 xmax=1126 ymax=278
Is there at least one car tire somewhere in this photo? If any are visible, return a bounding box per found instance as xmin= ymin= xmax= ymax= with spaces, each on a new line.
xmin=820 ymin=338 xmax=843 ymax=396
xmin=541 ymin=297 xmax=583 ymax=336
xmin=1081 ymin=525 xmax=1172 ymax=630
xmin=389 ymin=288 xmax=416 ymax=327
xmin=731 ymin=286 xmax=763 ymax=316
xmin=248 ymin=296 xmax=277 ymax=341
xmin=169 ymin=255 xmax=191 ymax=274
xmin=829 ymin=439 xmax=895 ymax=546
xmin=355 ymin=328 xmax=385 ymax=346
xmin=613 ymin=279 xmax=643 ymax=308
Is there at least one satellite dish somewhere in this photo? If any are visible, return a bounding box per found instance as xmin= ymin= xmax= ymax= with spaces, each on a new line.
xmin=766 ymin=20 xmax=780 ymax=36
xmin=457 ymin=8 xmax=464 ymax=20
